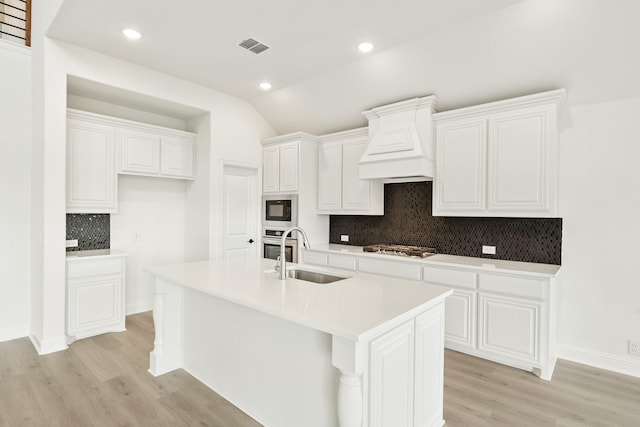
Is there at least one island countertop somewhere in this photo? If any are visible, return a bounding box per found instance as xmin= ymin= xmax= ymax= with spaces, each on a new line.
xmin=146 ymin=256 xmax=451 ymax=342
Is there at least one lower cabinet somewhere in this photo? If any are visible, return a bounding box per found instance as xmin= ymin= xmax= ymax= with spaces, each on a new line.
xmin=444 ymin=289 xmax=476 ymax=350
xmin=478 ymin=293 xmax=540 ymax=363
xmin=66 ymin=254 xmax=128 ymax=343
xmin=368 ymin=303 xmax=445 ymax=427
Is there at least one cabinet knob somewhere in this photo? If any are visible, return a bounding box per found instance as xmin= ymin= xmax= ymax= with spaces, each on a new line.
xmin=248 ymin=238 xmax=255 ymax=244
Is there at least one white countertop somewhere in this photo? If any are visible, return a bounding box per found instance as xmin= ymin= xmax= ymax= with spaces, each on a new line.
xmin=308 ymin=244 xmax=561 ymax=278
xmin=146 ymin=257 xmax=451 ymax=342
xmin=65 ymin=249 xmax=128 ymax=261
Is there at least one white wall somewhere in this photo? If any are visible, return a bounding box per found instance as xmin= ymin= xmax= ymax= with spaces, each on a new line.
xmin=0 ymin=41 xmax=31 ymax=342
xmin=557 ymin=97 xmax=640 ymax=376
xmin=29 ymin=28 xmax=274 ymax=352
xmin=111 ymin=176 xmax=187 ymax=314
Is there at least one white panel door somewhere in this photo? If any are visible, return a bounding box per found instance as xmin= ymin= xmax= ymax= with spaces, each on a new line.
xmin=262 ymin=146 xmax=280 ymax=193
xmin=434 ymin=117 xmax=487 ymax=214
xmin=317 ymin=141 xmax=342 ymax=211
xmin=444 ymin=289 xmax=476 ymax=349
xmin=369 ymin=320 xmax=414 ymax=427
xmin=68 ymin=276 xmax=120 ymax=335
xmin=66 ymin=120 xmax=117 ymax=213
xmin=279 ymin=142 xmax=299 ymax=193
xmin=161 ymin=136 xmax=195 ymax=179
xmin=478 ymin=293 xmax=540 ymax=363
xmin=222 ymin=164 xmax=258 ymax=258
xmin=488 ymin=105 xmax=550 ymax=212
xmin=120 ymin=129 xmax=161 ymax=175
xmin=342 ymin=138 xmax=370 ymax=211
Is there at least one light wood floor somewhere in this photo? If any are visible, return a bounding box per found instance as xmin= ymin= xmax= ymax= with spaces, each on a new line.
xmin=1 ymin=312 xmax=639 ymax=426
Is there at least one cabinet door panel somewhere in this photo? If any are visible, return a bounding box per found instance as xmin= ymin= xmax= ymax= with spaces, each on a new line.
xmin=369 ymin=321 xmax=414 ymax=427
xmin=161 ymin=137 xmax=195 ymax=179
xmin=434 ymin=118 xmax=486 ymax=213
xmin=66 ymin=121 xmax=116 ymax=213
xmin=120 ymin=129 xmax=161 ymax=174
xmin=69 ymin=276 xmax=120 ymax=334
xmin=279 ymin=143 xmax=299 ymax=192
xmin=342 ymin=139 xmax=370 ymax=211
xmin=262 ymin=146 xmax=280 ymax=193
xmin=479 ymin=294 xmax=539 ymax=362
xmin=444 ymin=289 xmax=475 ymax=348
xmin=317 ymin=142 xmax=342 ymax=211
xmin=488 ymin=105 xmax=551 ymax=211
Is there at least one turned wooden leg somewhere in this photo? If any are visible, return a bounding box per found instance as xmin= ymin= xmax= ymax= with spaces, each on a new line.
xmin=337 ymin=371 xmax=363 ymax=427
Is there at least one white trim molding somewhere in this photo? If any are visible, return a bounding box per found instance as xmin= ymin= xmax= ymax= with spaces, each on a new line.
xmin=558 ymin=343 xmax=640 ymax=378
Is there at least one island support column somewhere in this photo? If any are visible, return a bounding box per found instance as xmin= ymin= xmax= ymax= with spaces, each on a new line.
xmin=332 ymin=336 xmax=365 ymax=427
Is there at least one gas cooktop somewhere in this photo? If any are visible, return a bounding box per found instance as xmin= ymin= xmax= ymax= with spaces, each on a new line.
xmin=362 ymin=244 xmax=437 ymax=258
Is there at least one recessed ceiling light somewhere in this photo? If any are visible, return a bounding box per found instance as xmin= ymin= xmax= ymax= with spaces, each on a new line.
xmin=260 ymin=82 xmax=272 ymax=91
xmin=123 ymin=29 xmax=142 ymax=40
xmin=358 ymin=42 xmax=373 ymax=53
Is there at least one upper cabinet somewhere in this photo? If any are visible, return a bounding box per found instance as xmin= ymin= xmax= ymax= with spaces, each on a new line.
xmin=118 ymin=124 xmax=195 ymax=180
xmin=317 ymin=128 xmax=384 ymax=215
xmin=262 ymin=134 xmax=314 ymax=194
xmin=66 ymin=109 xmax=197 ymax=213
xmin=66 ymin=114 xmax=118 ymax=214
xmin=433 ymin=90 xmax=565 ymax=217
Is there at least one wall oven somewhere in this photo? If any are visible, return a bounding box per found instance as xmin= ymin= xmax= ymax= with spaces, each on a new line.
xmin=263 ymin=195 xmax=297 ymax=228
xmin=262 ymin=228 xmax=298 ymax=263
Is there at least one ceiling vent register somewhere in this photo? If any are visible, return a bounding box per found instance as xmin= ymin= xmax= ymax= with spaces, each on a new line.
xmin=238 ymin=38 xmax=270 ymax=54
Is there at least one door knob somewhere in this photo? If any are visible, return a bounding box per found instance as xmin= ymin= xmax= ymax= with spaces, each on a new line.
xmin=248 ymin=238 xmax=255 ymax=244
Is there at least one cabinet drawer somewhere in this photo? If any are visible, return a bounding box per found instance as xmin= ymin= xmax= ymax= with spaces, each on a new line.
xmin=359 ymin=258 xmax=421 ymax=281
xmin=328 ymin=254 xmax=357 ymax=271
xmin=302 ymin=250 xmax=328 ymax=266
xmin=478 ymin=273 xmax=545 ymax=299
xmin=423 ymin=266 xmax=476 ymax=289
xmin=67 ymin=258 xmax=123 ymax=279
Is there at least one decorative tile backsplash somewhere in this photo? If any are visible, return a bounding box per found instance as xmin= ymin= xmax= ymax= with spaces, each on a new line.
xmin=330 ymin=182 xmax=562 ymax=265
xmin=66 ymin=214 xmax=110 ymax=252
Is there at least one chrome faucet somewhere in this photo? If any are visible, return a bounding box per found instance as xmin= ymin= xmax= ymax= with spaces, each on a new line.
xmin=278 ymin=226 xmax=311 ymax=280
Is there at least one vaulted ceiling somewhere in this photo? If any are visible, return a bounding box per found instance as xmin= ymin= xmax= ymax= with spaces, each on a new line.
xmin=49 ymin=0 xmax=640 ymax=135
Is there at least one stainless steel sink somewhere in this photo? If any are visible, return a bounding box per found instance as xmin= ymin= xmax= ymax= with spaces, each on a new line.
xmin=286 ymin=268 xmax=346 ymax=284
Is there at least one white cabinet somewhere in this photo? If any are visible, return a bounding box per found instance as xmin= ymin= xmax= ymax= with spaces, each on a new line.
xmin=317 ymin=129 xmax=384 ymax=215
xmin=367 ymin=302 xmax=446 ymax=427
xmin=423 ymin=263 xmax=555 ymax=379
xmin=66 ymin=116 xmax=117 ymax=213
xmin=433 ymin=89 xmax=565 ymax=217
xmin=478 ymin=293 xmax=540 ymax=363
xmin=119 ymin=128 xmax=195 ymax=180
xmin=160 ymin=136 xmax=195 ymax=178
xmin=67 ymin=109 xmax=197 ymax=213
xmin=262 ymin=141 xmax=299 ymax=193
xmin=120 ymin=128 xmax=161 ymax=175
xmin=369 ymin=320 xmax=415 ymax=427
xmin=423 ymin=266 xmax=477 ymax=351
xmin=66 ymin=253 xmax=127 ymax=343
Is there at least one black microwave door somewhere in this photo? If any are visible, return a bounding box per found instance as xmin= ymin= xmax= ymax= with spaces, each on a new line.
xmin=266 ymin=200 xmax=292 ymax=222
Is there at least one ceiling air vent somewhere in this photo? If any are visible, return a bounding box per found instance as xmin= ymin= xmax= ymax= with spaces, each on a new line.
xmin=238 ymin=38 xmax=270 ymax=54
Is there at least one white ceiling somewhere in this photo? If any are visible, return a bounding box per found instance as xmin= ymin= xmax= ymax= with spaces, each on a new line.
xmin=49 ymin=0 xmax=640 ymax=135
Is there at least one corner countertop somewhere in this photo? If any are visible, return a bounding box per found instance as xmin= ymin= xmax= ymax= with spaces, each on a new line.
xmin=307 ymin=244 xmax=561 ymax=278
xmin=146 ymin=257 xmax=451 ymax=342
xmin=65 ymin=249 xmax=128 ymax=261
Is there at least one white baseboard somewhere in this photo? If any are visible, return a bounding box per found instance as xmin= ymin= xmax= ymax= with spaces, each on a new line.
xmin=29 ymin=333 xmax=68 ymax=355
xmin=557 ymin=343 xmax=640 ymax=378
xmin=126 ymin=300 xmax=153 ymax=315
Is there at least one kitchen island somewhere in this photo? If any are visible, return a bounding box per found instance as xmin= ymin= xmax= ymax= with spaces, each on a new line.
xmin=146 ymin=256 xmax=451 ymax=427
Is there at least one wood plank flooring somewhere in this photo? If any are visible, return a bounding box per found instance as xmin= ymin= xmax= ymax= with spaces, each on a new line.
xmin=1 ymin=312 xmax=639 ymax=426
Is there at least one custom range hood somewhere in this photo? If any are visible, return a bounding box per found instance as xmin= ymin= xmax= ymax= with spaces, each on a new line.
xmin=359 ymin=95 xmax=438 ymax=181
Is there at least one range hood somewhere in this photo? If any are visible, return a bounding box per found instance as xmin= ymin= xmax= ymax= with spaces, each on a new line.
xmin=359 ymin=95 xmax=438 ymax=181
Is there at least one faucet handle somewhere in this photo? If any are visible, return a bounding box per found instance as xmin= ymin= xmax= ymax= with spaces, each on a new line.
xmin=274 ymin=256 xmax=281 ymax=272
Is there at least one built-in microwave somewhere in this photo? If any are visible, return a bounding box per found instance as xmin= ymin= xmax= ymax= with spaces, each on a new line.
xmin=263 ymin=195 xmax=297 ymax=228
